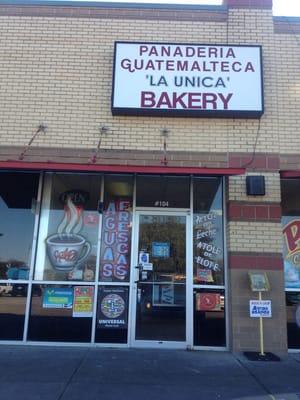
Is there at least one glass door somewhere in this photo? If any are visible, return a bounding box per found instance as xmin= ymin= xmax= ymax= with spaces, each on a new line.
xmin=131 ymin=211 xmax=188 ymax=348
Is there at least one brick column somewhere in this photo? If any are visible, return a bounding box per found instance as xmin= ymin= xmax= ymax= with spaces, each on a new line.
xmin=227 ymin=166 xmax=287 ymax=354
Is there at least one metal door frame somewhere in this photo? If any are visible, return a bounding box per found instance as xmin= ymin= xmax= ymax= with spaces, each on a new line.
xmin=129 ymin=209 xmax=192 ymax=349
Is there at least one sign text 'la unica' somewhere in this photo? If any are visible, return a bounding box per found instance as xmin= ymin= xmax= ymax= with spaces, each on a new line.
xmin=112 ymin=42 xmax=264 ymax=118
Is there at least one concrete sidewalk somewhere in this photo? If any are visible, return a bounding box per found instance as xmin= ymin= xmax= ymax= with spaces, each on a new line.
xmin=0 ymin=346 xmax=299 ymax=400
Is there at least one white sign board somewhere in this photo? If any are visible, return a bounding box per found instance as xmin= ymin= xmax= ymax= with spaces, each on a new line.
xmin=139 ymin=251 xmax=149 ymax=265
xmin=142 ymin=262 xmax=153 ymax=271
xmin=112 ymin=42 xmax=264 ymax=118
xmin=249 ymin=300 xmax=272 ymax=318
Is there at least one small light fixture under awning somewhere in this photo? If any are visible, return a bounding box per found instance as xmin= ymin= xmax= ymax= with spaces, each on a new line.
xmin=0 ymin=161 xmax=245 ymax=176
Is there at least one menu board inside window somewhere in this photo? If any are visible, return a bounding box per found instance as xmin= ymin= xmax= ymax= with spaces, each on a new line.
xmin=193 ymin=178 xmax=224 ymax=285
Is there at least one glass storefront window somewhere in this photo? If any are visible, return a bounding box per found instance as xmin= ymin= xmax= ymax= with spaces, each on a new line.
xmin=135 ymin=214 xmax=186 ymax=342
xmin=281 ymin=179 xmax=300 ymax=349
xmin=0 ymin=284 xmax=28 ymax=340
xmin=193 ymin=288 xmax=226 ymax=347
xmin=281 ymin=179 xmax=300 ymax=290
xmin=136 ymin=175 xmax=190 ymax=208
xmin=286 ymin=292 xmax=300 ymax=349
xmin=0 ymin=172 xmax=39 ymax=280
xmin=193 ymin=178 xmax=224 ymax=285
xmin=35 ymin=173 xmax=101 ymax=282
xmin=0 ymin=172 xmax=227 ymax=347
xmin=99 ymin=175 xmax=133 ymax=282
xmin=95 ymin=286 xmax=129 ymax=343
xmin=28 ymin=284 xmax=93 ymax=342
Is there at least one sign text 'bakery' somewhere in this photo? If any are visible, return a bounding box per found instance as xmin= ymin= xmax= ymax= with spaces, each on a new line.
xmin=112 ymin=42 xmax=263 ymax=118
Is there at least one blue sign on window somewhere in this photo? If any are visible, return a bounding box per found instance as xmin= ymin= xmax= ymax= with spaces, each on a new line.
xmin=152 ymin=242 xmax=170 ymax=258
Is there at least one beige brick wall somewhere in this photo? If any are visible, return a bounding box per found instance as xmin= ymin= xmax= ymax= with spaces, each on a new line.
xmin=0 ymin=16 xmax=227 ymax=151
xmin=275 ymin=34 xmax=300 ymax=154
xmin=0 ymin=9 xmax=298 ymax=154
xmin=229 ymin=269 xmax=287 ymax=354
xmin=227 ymin=9 xmax=280 ymax=154
xmin=228 ymin=173 xmax=281 ymax=203
xmin=228 ymin=221 xmax=283 ymax=253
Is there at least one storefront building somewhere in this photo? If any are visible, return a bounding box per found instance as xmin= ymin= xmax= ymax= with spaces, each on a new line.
xmin=0 ymin=0 xmax=299 ymax=353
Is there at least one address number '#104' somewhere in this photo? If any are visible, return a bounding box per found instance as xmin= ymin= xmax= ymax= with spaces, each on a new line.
xmin=154 ymin=201 xmax=169 ymax=207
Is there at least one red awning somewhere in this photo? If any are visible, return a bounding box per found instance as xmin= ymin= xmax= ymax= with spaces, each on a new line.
xmin=280 ymin=170 xmax=300 ymax=178
xmin=0 ymin=161 xmax=245 ymax=176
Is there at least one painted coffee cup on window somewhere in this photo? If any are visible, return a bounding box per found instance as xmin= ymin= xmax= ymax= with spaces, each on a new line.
xmin=46 ymin=233 xmax=91 ymax=272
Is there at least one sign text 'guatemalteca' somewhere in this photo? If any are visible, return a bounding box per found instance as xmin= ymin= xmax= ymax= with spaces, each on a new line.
xmin=112 ymin=42 xmax=264 ymax=118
